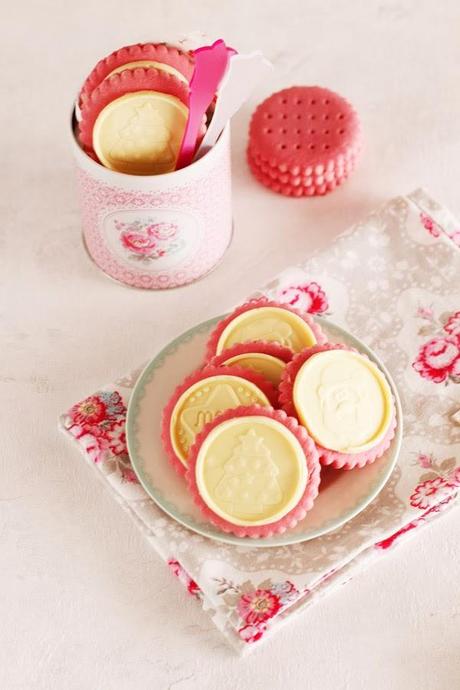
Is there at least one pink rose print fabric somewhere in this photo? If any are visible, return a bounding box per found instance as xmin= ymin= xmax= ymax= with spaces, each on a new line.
xmin=237 ymin=589 xmax=281 ymax=625
xmin=410 ymin=477 xmax=454 ymax=510
xmin=420 ymin=212 xmax=442 ymax=238
xmin=409 ymin=452 xmax=459 ymax=510
xmin=413 ymin=308 xmax=460 ymax=384
xmin=276 ymin=281 xmax=329 ymax=314
xmin=64 ymin=390 xmax=139 ymax=484
xmin=168 ymin=559 xmax=202 ymax=599
xmin=416 ymin=306 xmax=434 ymax=321
xmin=216 ymin=577 xmax=300 ymax=644
xmin=61 ymin=189 xmax=459 ymax=653
xmin=67 ymin=390 xmax=127 ymax=460
xmin=444 ymin=311 xmax=460 ymax=337
xmin=420 ymin=211 xmax=460 ymax=247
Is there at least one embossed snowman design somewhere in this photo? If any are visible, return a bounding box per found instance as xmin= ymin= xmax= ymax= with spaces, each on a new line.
xmin=215 ymin=430 xmax=282 ymax=515
xmin=318 ymin=365 xmax=366 ymax=448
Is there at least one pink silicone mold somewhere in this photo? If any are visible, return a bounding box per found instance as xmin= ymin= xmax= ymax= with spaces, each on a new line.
xmin=318 ymin=415 xmax=397 ymax=470
xmin=246 ymin=86 xmax=361 ymax=197
xmin=204 ymin=298 xmax=327 ymax=361
xmin=79 ymin=42 xmax=194 ymax=104
xmin=279 ymin=343 xmax=397 ymax=470
xmin=185 ymin=405 xmax=321 ymax=538
xmin=207 ymin=340 xmax=294 ymax=366
xmin=246 ymin=147 xmax=356 ymax=197
xmin=248 ymin=86 xmax=361 ymax=171
xmin=161 ymin=365 xmax=279 ymax=476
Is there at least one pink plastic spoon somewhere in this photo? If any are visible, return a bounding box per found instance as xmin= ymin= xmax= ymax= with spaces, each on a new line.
xmin=176 ymin=39 xmax=235 ymax=170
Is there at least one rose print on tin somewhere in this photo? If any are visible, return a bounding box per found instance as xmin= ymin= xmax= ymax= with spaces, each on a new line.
xmin=103 ymin=208 xmax=202 ymax=272
xmin=116 ymin=218 xmax=184 ymax=262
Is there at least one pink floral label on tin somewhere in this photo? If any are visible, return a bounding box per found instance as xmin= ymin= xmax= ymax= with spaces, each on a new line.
xmin=104 ymin=209 xmax=202 ymax=270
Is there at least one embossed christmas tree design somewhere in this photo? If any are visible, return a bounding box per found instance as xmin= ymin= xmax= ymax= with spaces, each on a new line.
xmin=111 ymin=103 xmax=174 ymax=163
xmin=215 ymin=430 xmax=282 ymax=515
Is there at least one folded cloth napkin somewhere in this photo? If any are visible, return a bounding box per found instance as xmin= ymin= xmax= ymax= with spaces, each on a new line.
xmin=60 ymin=188 xmax=460 ymax=653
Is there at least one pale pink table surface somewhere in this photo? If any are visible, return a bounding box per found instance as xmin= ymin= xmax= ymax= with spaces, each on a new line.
xmin=2 ymin=2 xmax=460 ymax=689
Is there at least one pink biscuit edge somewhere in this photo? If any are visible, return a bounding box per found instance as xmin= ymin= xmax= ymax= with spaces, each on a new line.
xmin=248 ymin=86 xmax=361 ymax=169
xmin=247 ymin=148 xmax=358 ymax=197
xmin=247 ymin=155 xmax=355 ymax=197
xmin=161 ymin=365 xmax=279 ymax=477
xmin=204 ymin=298 xmax=327 ymax=362
xmin=318 ymin=412 xmax=397 ymax=469
xmin=79 ymin=42 xmax=194 ymax=103
xmin=279 ymin=342 xmax=398 ymax=470
xmin=185 ymin=405 xmax=322 ymax=538
xmin=207 ymin=340 xmax=294 ymax=365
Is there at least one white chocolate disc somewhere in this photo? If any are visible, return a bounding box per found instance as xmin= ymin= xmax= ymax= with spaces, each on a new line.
xmin=293 ymin=350 xmax=393 ymax=453
xmin=195 ymin=416 xmax=308 ymax=526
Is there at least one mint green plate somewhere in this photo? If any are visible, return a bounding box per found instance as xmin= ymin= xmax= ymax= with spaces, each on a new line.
xmin=126 ymin=316 xmax=402 ymax=547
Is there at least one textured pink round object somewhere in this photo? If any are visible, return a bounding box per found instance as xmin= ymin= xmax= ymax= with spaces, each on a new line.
xmin=247 ymin=86 xmax=361 ymax=196
xmin=279 ymin=343 xmax=397 ymax=469
xmin=208 ymin=340 xmax=293 ymax=366
xmin=204 ymin=298 xmax=327 ymax=361
xmin=161 ymin=365 xmax=278 ymax=476
xmin=78 ymin=67 xmax=190 ymax=152
xmin=185 ymin=405 xmax=321 ymax=538
xmin=248 ymin=147 xmax=357 ymax=182
xmin=79 ymin=42 xmax=194 ymax=104
xmin=247 ymin=150 xmax=352 ymax=198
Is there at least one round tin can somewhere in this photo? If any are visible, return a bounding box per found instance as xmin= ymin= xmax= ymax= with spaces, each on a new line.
xmin=71 ymin=115 xmax=232 ymax=289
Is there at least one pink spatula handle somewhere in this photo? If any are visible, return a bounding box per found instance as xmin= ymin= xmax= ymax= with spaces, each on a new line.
xmin=176 ymin=39 xmax=234 ymax=170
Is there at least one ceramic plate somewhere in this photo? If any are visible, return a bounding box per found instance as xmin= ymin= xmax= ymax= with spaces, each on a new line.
xmin=126 ymin=316 xmax=403 ymax=547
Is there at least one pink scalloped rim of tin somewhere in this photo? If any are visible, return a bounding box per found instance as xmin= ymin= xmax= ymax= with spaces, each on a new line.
xmin=161 ymin=365 xmax=279 ymax=477
xmin=279 ymin=342 xmax=397 ymax=469
xmin=185 ymin=405 xmax=321 ymax=538
xmin=207 ymin=340 xmax=294 ymax=366
xmin=204 ymin=298 xmax=327 ymax=362
xmin=79 ymin=42 xmax=195 ymax=104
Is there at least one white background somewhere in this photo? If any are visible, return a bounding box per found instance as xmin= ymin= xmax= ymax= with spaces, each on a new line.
xmin=2 ymin=1 xmax=459 ymax=688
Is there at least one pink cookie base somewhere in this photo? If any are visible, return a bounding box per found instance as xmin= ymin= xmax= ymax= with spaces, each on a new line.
xmin=247 ymin=147 xmax=357 ymax=197
xmin=79 ymin=42 xmax=194 ymax=104
xmin=248 ymin=86 xmax=361 ymax=172
xmin=207 ymin=340 xmax=294 ymax=366
xmin=317 ymin=414 xmax=397 ymax=469
xmin=204 ymin=298 xmax=327 ymax=362
xmin=279 ymin=343 xmax=397 ymax=470
xmin=161 ymin=365 xmax=279 ymax=477
xmin=185 ymin=405 xmax=321 ymax=538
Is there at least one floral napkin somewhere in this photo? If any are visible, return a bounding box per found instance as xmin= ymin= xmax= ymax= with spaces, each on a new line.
xmin=60 ymin=188 xmax=460 ymax=653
